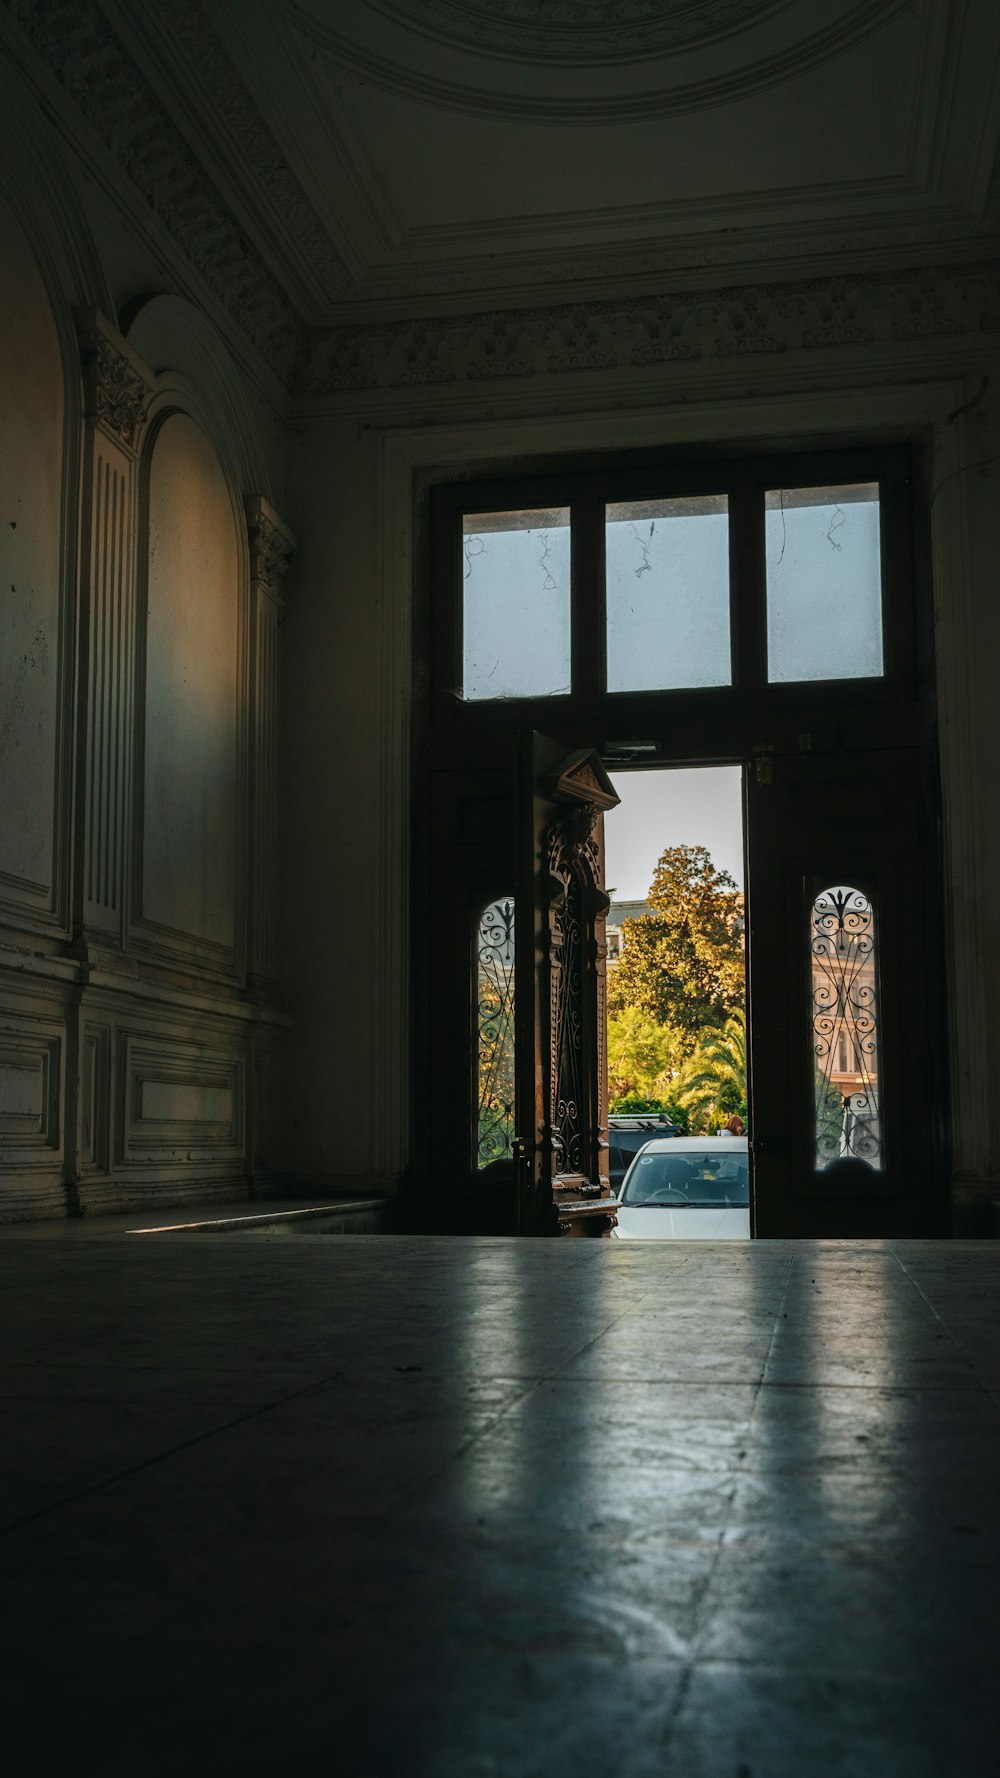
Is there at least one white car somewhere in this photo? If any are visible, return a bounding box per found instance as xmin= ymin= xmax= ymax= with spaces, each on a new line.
xmin=612 ymin=1135 xmax=750 ymax=1239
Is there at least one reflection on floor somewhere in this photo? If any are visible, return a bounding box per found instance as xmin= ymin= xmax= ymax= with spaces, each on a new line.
xmin=1 ymin=1233 xmax=998 ymax=1775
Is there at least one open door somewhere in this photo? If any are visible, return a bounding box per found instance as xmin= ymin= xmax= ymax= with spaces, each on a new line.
xmin=746 ymin=746 xmax=947 ymax=1237
xmin=514 ymin=733 xmax=621 ymax=1237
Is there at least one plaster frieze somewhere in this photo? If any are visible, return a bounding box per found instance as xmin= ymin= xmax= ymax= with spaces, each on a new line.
xmin=296 ymin=260 xmax=1000 ymax=396
xmin=8 ymin=0 xmax=304 ymax=382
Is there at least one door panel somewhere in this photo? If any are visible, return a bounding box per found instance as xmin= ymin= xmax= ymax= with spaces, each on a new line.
xmin=515 ymin=733 xmax=620 ymax=1236
xmin=746 ymin=747 xmax=946 ymax=1237
xmin=423 ymin=765 xmax=517 ymax=1232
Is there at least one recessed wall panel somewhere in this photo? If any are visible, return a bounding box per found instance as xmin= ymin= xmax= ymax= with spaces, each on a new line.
xmin=142 ymin=413 xmax=240 ymax=951
xmin=0 ymin=195 xmax=65 ymax=908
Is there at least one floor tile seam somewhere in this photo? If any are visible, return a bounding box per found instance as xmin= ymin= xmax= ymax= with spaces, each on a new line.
xmin=0 ymin=1365 xmax=353 ymax=1541
xmin=670 ymin=1242 xmax=797 ymax=1667
xmin=656 ymin=1256 xmax=794 ymax=1679
xmin=524 ymin=1264 xmax=696 ymax=1379
xmin=650 ymin=1645 xmax=697 ymax=1760
xmin=891 ymin=1251 xmax=1000 ymax=1408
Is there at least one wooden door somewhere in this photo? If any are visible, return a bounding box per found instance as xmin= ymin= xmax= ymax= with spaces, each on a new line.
xmin=514 ymin=733 xmax=620 ymax=1237
xmin=745 ymin=746 xmax=947 ymax=1237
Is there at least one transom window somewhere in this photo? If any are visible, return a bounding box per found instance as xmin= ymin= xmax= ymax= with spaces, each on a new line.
xmin=431 ymin=445 xmax=914 ymax=726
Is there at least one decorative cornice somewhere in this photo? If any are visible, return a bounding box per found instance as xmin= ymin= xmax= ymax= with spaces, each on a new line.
xmin=9 ymin=0 xmax=1000 ymax=398
xmin=246 ymin=497 xmax=296 ymax=599
xmin=296 ymin=260 xmax=1000 ymax=396
xmin=77 ymin=311 xmax=154 ymax=451
xmin=8 ymin=0 xmax=305 ymax=383
xmin=126 ymin=0 xmax=353 ymax=310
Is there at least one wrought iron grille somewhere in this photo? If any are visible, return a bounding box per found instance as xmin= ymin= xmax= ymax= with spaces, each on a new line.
xmin=476 ymin=898 xmax=516 ymax=1169
xmin=552 ymin=867 xmax=584 ymax=1176
xmin=810 ymin=885 xmax=882 ymax=1170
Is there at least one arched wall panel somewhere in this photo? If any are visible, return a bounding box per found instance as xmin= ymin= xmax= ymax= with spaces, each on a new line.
xmin=138 ymin=411 xmax=242 ymax=961
xmin=0 ymin=191 xmax=68 ymax=920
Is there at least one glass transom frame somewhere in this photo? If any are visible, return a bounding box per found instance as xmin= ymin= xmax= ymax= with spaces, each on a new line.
xmin=457 ymin=477 xmax=886 ymax=704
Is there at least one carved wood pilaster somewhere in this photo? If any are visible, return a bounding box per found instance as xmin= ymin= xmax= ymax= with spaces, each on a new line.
xmin=246 ymin=496 xmax=295 ymax=983
xmin=74 ymin=312 xmax=154 ymax=943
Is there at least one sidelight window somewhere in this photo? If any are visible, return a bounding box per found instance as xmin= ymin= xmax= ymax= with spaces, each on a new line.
xmin=810 ymin=884 xmax=882 ymax=1172
xmin=475 ymin=898 xmax=516 ymax=1168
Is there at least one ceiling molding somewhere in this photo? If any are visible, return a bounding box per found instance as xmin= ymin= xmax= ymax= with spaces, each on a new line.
xmin=5 ymin=0 xmax=305 ymax=384
xmin=295 ymin=258 xmax=1000 ymax=396
xmin=361 ymin=0 xmax=790 ymax=65
xmin=7 ymin=0 xmax=1000 ymax=403
xmin=288 ymin=0 xmax=909 ymax=123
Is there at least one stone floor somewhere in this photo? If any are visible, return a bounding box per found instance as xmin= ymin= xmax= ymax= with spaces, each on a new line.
xmin=1 ymin=1233 xmax=998 ymax=1776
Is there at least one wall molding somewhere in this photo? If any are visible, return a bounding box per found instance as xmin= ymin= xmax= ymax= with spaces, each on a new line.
xmin=246 ymin=497 xmax=295 ymax=984
xmin=76 ymin=313 xmax=155 ymax=943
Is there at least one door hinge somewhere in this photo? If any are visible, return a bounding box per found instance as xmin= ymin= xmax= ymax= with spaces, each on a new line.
xmin=752 ymin=743 xmax=775 ymax=785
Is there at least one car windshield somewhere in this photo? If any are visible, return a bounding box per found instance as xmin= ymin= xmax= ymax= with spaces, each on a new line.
xmin=621 ymin=1151 xmax=750 ymax=1208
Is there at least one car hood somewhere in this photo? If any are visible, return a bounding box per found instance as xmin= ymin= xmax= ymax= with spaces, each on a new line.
xmin=613 ymin=1205 xmax=750 ymax=1240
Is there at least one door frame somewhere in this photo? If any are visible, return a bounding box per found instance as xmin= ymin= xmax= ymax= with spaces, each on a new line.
xmin=411 ymin=437 xmax=948 ymax=1235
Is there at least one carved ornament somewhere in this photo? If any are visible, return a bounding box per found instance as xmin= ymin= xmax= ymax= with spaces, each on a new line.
xmin=246 ymin=498 xmax=296 ymax=597
xmin=91 ymin=337 xmax=150 ymax=450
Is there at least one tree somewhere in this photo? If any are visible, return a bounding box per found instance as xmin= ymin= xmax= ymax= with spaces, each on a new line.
xmin=607 ymin=843 xmax=745 ymax=1054
xmin=607 ymin=1006 xmax=681 ymax=1108
xmin=674 ymin=1009 xmax=747 ymax=1133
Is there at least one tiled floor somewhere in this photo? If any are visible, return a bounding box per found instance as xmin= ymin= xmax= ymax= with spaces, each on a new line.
xmin=1 ymin=1234 xmax=998 ymax=1775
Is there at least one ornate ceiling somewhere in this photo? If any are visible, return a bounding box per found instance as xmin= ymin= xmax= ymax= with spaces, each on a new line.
xmin=286 ymin=0 xmax=907 ymax=118
xmin=11 ymin=0 xmax=1000 ymax=386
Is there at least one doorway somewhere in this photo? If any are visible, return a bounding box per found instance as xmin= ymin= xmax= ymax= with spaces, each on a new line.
xmin=415 ymin=443 xmax=947 ymax=1238
xmin=604 ymin=766 xmax=750 ymax=1232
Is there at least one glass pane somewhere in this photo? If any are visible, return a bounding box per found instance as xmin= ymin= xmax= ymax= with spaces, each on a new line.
xmin=766 ymin=483 xmax=883 ymax=682
xmin=606 ymin=495 xmax=731 ymax=691
xmin=810 ymin=885 xmax=882 ymax=1172
xmin=476 ymin=898 xmax=516 ymax=1169
xmin=463 ymin=509 xmax=570 ymax=700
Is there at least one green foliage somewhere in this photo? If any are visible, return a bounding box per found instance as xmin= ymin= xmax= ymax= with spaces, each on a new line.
xmin=674 ymin=1009 xmax=748 ymax=1134
xmin=609 ymin=1092 xmax=690 ymax=1132
xmin=608 ymin=844 xmax=745 ymax=1055
xmin=607 ymin=1006 xmax=680 ymax=1104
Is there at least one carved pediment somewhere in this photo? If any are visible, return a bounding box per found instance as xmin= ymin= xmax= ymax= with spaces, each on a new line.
xmin=544 ymin=750 xmax=620 ymax=813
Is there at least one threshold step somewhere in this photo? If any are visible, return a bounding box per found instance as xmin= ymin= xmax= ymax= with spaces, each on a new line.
xmin=129 ymin=1200 xmax=392 ymax=1236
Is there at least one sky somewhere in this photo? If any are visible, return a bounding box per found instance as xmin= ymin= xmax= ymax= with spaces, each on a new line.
xmin=605 ymin=765 xmax=745 ymax=900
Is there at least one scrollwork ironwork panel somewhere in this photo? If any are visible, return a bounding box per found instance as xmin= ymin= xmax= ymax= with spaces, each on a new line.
xmin=552 ymin=867 xmax=584 ymax=1177
xmin=811 ymin=885 xmax=882 ymax=1171
xmin=476 ymin=898 xmax=516 ymax=1169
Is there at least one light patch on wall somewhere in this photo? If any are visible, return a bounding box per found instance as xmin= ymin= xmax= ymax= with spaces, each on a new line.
xmin=142 ymin=412 xmax=240 ymax=950
xmin=0 ymin=193 xmax=64 ymax=899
